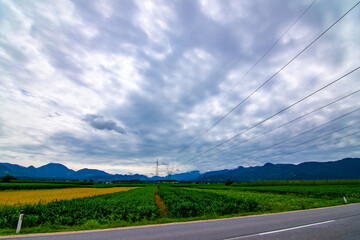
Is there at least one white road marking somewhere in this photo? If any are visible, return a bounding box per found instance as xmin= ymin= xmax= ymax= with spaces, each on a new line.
xmin=224 ymin=220 xmax=335 ymax=240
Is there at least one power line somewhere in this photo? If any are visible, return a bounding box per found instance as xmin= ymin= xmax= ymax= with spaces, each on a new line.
xmin=267 ymin=128 xmax=360 ymax=160
xmin=215 ymin=0 xmax=317 ymax=106
xmin=213 ymin=109 xmax=360 ymax=169
xmin=286 ymin=121 xmax=360 ymax=151
xmin=127 ymin=1 xmax=316 ymax=156
xmin=236 ymin=112 xmax=360 ymax=161
xmin=171 ymin=1 xmax=360 ymax=161
xmin=199 ymin=89 xmax=360 ymax=160
xmin=175 ymin=66 xmax=360 ymax=167
xmin=169 ymin=0 xmax=318 ymax=159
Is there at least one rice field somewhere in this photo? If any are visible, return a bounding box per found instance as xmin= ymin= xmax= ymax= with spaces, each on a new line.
xmin=0 ymin=187 xmax=137 ymax=206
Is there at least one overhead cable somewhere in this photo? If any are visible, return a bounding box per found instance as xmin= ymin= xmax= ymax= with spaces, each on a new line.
xmin=200 ymin=89 xmax=360 ymax=160
xmin=176 ymin=66 xmax=360 ymax=167
xmin=267 ymin=129 xmax=360 ymax=160
xmin=171 ymin=1 xmax=360 ymax=161
xmin=234 ymin=113 xmax=360 ymax=162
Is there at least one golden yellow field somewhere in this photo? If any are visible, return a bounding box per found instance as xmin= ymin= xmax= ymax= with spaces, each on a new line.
xmin=0 ymin=187 xmax=137 ymax=206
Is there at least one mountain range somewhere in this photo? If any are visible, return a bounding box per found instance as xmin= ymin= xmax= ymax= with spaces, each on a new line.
xmin=0 ymin=158 xmax=359 ymax=182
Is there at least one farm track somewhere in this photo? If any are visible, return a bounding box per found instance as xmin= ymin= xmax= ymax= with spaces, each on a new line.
xmin=155 ymin=188 xmax=168 ymax=217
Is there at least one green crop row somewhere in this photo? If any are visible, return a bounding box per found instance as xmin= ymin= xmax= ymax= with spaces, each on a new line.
xmin=231 ymin=185 xmax=360 ymax=198
xmin=157 ymin=185 xmax=257 ymax=218
xmin=232 ymin=179 xmax=360 ymax=186
xmin=185 ymin=188 xmax=348 ymax=212
xmin=0 ymin=186 xmax=159 ymax=229
xmin=174 ymin=182 xmax=360 ymax=199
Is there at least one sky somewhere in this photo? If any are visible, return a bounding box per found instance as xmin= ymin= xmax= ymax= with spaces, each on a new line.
xmin=0 ymin=0 xmax=359 ymax=176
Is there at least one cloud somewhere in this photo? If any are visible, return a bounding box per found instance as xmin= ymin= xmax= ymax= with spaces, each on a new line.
xmin=83 ymin=114 xmax=125 ymax=134
xmin=1 ymin=0 xmax=359 ymax=176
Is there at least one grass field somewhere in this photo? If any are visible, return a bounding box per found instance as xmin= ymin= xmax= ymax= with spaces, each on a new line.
xmin=0 ymin=187 xmax=137 ymax=206
xmin=0 ymin=180 xmax=359 ymax=235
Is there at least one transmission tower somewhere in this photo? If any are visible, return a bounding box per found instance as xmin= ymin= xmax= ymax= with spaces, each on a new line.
xmin=155 ymin=158 xmax=159 ymax=180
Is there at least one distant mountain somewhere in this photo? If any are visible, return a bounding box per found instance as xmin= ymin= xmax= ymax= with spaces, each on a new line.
xmin=196 ymin=158 xmax=360 ymax=181
xmin=0 ymin=163 xmax=147 ymax=181
xmin=1 ymin=158 xmax=359 ymax=182
xmin=37 ymin=163 xmax=75 ymax=179
xmin=169 ymin=170 xmax=201 ymax=181
xmin=73 ymin=168 xmax=111 ymax=180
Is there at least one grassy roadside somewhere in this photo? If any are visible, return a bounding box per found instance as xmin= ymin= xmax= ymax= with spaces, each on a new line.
xmin=2 ymin=202 xmax=359 ymax=236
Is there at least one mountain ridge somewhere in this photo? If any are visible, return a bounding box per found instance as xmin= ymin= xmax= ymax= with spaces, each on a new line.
xmin=0 ymin=158 xmax=359 ymax=182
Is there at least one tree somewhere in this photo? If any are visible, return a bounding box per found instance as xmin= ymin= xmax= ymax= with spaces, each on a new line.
xmin=225 ymin=179 xmax=233 ymax=186
xmin=1 ymin=175 xmax=17 ymax=182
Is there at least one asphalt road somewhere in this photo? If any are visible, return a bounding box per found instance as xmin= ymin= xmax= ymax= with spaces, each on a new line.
xmin=3 ymin=204 xmax=360 ymax=240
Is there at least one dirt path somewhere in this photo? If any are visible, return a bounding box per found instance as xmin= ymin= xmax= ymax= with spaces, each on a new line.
xmin=155 ymin=187 xmax=168 ymax=217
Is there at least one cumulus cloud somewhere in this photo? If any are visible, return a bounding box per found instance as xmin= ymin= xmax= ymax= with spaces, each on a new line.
xmin=1 ymin=0 xmax=359 ymax=175
xmin=83 ymin=114 xmax=125 ymax=134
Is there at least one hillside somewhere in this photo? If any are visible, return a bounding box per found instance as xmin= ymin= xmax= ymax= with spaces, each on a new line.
xmin=1 ymin=158 xmax=359 ymax=182
xmin=197 ymin=158 xmax=360 ymax=181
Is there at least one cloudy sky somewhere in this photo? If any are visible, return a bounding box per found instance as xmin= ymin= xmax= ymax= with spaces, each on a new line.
xmin=1 ymin=0 xmax=359 ymax=176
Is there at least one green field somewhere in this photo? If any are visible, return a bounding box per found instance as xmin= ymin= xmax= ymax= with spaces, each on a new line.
xmin=1 ymin=180 xmax=359 ymax=235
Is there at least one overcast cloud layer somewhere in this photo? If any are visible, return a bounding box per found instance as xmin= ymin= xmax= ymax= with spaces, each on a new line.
xmin=1 ymin=0 xmax=359 ymax=176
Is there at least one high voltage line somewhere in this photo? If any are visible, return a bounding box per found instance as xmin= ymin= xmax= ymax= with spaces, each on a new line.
xmin=215 ymin=124 xmax=360 ymax=170
xmin=170 ymin=1 xmax=360 ymax=163
xmin=198 ymin=89 xmax=360 ymax=161
xmin=270 ymin=120 xmax=360 ymax=156
xmin=242 ymin=113 xmax=360 ymax=159
xmin=264 ymin=129 xmax=360 ymax=161
xmin=215 ymin=108 xmax=360 ymax=168
xmin=175 ymin=66 xmax=360 ymax=167
xmin=209 ymin=0 xmax=317 ymax=110
xmin=165 ymin=0 xmax=317 ymax=162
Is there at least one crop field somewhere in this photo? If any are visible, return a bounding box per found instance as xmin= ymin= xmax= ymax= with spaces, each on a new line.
xmin=0 ymin=182 xmax=359 ymax=235
xmin=0 ymin=181 xmax=145 ymax=191
xmin=0 ymin=186 xmax=158 ymax=233
xmin=0 ymin=187 xmax=137 ymax=206
xmin=233 ymin=179 xmax=360 ymax=186
xmin=184 ymin=188 xmax=346 ymax=212
xmin=229 ymin=185 xmax=360 ymax=198
xmin=0 ymin=182 xmax=91 ymax=191
xmin=157 ymin=185 xmax=257 ymax=218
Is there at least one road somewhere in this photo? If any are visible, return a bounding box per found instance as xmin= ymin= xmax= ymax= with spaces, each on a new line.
xmin=2 ymin=204 xmax=360 ymax=240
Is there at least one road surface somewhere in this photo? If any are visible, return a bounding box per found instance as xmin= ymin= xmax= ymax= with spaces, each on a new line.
xmin=2 ymin=203 xmax=360 ymax=240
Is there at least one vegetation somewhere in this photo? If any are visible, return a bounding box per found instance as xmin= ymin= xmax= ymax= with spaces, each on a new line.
xmin=1 ymin=175 xmax=17 ymax=183
xmin=0 ymin=181 xmax=146 ymax=191
xmin=230 ymin=185 xmax=360 ymax=198
xmin=0 ymin=180 xmax=359 ymax=235
xmin=157 ymin=185 xmax=257 ymax=218
xmin=0 ymin=187 xmax=137 ymax=206
xmin=185 ymin=188 xmax=347 ymax=212
xmin=0 ymin=186 xmax=158 ymax=230
xmin=0 ymin=183 xmax=90 ymax=191
xmin=225 ymin=179 xmax=233 ymax=186
xmin=231 ymin=179 xmax=360 ymax=186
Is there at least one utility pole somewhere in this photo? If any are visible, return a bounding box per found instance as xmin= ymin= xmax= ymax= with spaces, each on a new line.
xmin=155 ymin=158 xmax=159 ymax=181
